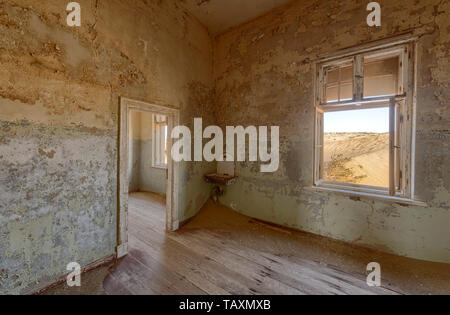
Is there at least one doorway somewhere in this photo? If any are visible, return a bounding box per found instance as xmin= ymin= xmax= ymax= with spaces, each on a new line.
xmin=117 ymin=97 xmax=180 ymax=258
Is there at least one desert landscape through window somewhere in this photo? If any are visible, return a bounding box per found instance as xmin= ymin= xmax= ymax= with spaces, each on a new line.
xmin=324 ymin=107 xmax=389 ymax=187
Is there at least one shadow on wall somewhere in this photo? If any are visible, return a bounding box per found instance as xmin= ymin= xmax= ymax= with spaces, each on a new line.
xmin=128 ymin=110 xmax=167 ymax=195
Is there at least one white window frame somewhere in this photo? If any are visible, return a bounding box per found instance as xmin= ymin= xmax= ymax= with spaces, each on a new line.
xmin=152 ymin=114 xmax=168 ymax=169
xmin=313 ymin=39 xmax=419 ymax=203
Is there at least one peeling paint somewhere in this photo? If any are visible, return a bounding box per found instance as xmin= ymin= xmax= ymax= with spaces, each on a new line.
xmin=0 ymin=0 xmax=215 ymax=294
xmin=214 ymin=0 xmax=450 ymax=264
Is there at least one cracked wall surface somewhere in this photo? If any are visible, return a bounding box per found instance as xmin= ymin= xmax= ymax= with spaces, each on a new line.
xmin=0 ymin=0 xmax=214 ymax=294
xmin=213 ymin=0 xmax=450 ymax=264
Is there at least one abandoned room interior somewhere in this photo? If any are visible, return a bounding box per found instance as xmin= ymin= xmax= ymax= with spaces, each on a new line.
xmin=0 ymin=0 xmax=449 ymax=297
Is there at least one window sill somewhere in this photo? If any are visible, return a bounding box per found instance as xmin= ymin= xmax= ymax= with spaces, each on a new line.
xmin=306 ymin=185 xmax=427 ymax=207
xmin=152 ymin=165 xmax=168 ymax=170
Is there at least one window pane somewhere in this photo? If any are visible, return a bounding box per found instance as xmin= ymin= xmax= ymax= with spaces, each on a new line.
xmin=325 ymin=64 xmax=353 ymax=103
xmin=155 ymin=114 xmax=167 ymax=123
xmin=364 ymin=56 xmax=399 ymax=98
xmin=323 ymin=107 xmax=389 ymax=187
xmin=153 ymin=114 xmax=168 ymax=167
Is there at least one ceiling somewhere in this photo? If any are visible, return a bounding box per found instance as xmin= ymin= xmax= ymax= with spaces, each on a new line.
xmin=182 ymin=0 xmax=294 ymax=35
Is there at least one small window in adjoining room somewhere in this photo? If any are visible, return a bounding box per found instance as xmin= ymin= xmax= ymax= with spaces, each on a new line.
xmin=314 ymin=40 xmax=417 ymax=202
xmin=152 ymin=114 xmax=168 ymax=169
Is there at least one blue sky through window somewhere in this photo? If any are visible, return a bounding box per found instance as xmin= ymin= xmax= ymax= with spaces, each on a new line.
xmin=324 ymin=107 xmax=389 ymax=133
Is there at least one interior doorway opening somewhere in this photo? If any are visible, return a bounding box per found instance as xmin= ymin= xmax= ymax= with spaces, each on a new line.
xmin=118 ymin=98 xmax=180 ymax=258
xmin=128 ymin=110 xmax=168 ymax=196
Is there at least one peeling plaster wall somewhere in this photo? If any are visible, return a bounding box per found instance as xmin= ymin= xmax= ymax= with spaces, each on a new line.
xmin=213 ymin=0 xmax=450 ymax=263
xmin=0 ymin=0 xmax=214 ymax=294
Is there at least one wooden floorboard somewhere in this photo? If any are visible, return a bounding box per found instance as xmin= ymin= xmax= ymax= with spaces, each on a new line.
xmin=43 ymin=191 xmax=450 ymax=295
xmin=113 ymin=192 xmax=399 ymax=295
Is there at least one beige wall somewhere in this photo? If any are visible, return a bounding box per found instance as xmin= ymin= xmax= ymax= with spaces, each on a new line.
xmin=213 ymin=0 xmax=450 ymax=263
xmin=0 ymin=0 xmax=214 ymax=294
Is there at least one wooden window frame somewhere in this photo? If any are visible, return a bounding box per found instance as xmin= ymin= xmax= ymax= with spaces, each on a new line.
xmin=323 ymin=58 xmax=354 ymax=103
xmin=313 ymin=40 xmax=419 ymax=203
xmin=152 ymin=114 xmax=168 ymax=169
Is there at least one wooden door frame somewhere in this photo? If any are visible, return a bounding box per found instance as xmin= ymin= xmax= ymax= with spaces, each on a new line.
xmin=117 ymin=97 xmax=180 ymax=258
